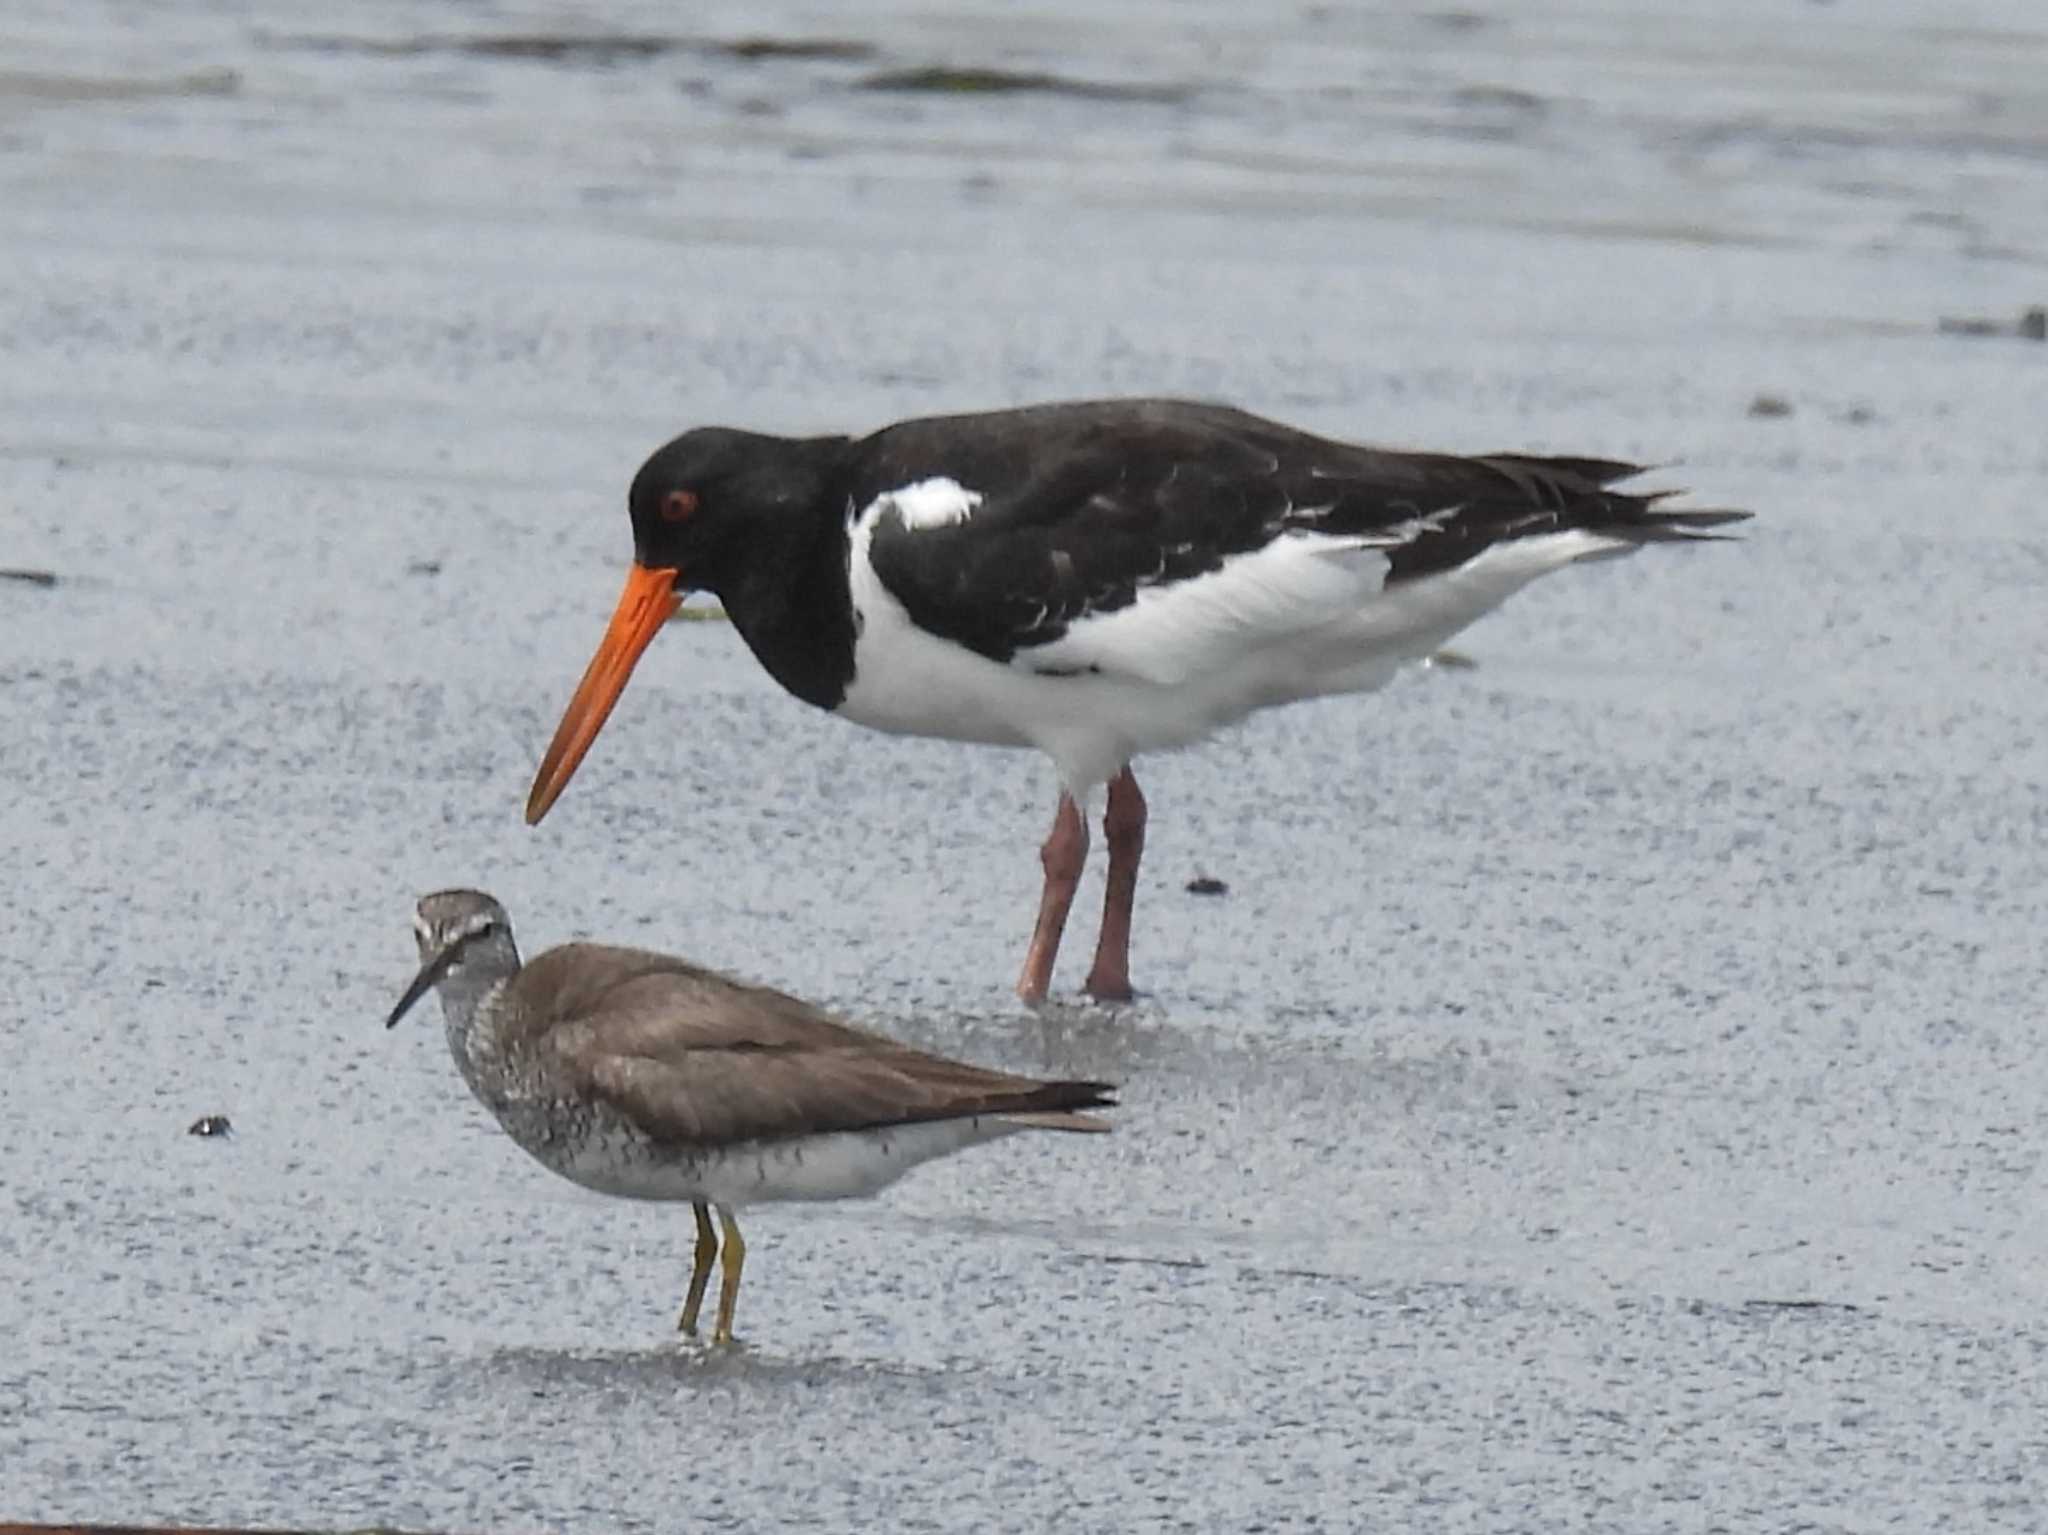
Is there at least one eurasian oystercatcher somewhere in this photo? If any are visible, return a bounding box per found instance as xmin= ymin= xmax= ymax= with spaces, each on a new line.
xmin=386 ymin=889 xmax=1115 ymax=1344
xmin=524 ymin=398 xmax=1748 ymax=1003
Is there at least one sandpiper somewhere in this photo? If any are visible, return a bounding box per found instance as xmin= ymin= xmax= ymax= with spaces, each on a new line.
xmin=384 ymin=889 xmax=1116 ymax=1346
xmin=523 ymin=397 xmax=1749 ymax=1003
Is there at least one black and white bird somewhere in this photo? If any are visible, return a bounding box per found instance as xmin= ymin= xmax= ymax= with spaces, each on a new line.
xmin=385 ymin=889 xmax=1115 ymax=1346
xmin=525 ymin=398 xmax=1748 ymax=1003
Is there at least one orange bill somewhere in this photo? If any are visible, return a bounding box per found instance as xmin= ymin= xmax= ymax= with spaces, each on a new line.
xmin=525 ymin=562 xmax=681 ymax=824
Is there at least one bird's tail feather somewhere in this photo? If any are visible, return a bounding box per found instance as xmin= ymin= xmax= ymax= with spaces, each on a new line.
xmin=1614 ymin=497 xmax=1754 ymax=543
xmin=1481 ymin=454 xmax=1754 ymax=543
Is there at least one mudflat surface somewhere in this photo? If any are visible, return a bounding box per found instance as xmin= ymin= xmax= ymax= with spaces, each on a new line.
xmin=4 ymin=1 xmax=2046 ymax=1530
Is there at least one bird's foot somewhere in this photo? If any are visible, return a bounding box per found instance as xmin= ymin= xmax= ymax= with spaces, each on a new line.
xmin=1080 ymin=968 xmax=1136 ymax=1004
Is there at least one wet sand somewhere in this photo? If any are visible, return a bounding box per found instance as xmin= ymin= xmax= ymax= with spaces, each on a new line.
xmin=4 ymin=1 xmax=2047 ymax=1529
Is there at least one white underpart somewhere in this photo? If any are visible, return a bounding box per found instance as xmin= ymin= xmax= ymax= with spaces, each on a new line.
xmin=841 ymin=509 xmax=1633 ymax=795
xmin=879 ymin=476 xmax=983 ymax=530
xmin=544 ymin=1116 xmax=1036 ymax=1206
xmin=1023 ymin=526 xmax=1382 ymax=689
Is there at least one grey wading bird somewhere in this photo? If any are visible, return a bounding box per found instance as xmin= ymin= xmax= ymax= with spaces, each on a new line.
xmin=385 ymin=889 xmax=1117 ymax=1345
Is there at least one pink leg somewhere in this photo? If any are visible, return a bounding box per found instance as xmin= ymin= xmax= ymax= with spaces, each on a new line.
xmin=1082 ymin=768 xmax=1147 ymax=1002
xmin=1016 ymin=794 xmax=1087 ymax=1004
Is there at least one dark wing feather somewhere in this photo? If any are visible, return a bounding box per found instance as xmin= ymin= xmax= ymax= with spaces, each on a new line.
xmin=853 ymin=399 xmax=1748 ymax=664
xmin=856 ymin=400 xmax=1302 ymax=663
xmin=516 ymin=944 xmax=1115 ymax=1147
xmin=1372 ymin=453 xmax=1751 ymax=580
xmin=583 ymin=1050 xmax=1113 ymax=1147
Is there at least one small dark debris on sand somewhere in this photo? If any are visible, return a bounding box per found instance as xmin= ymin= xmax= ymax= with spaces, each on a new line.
xmin=458 ymin=33 xmax=678 ymax=64
xmin=187 ymin=1114 xmax=233 ymax=1138
xmin=856 ymin=66 xmax=1192 ymax=104
xmin=1186 ymin=875 xmax=1229 ymax=897
xmin=1451 ymin=84 xmax=1546 ymax=116
xmin=0 ymin=67 xmax=239 ymax=101
xmin=1742 ymin=1297 xmax=1862 ymax=1315
xmin=1937 ymin=305 xmax=2046 ymax=342
xmin=718 ymin=37 xmax=875 ymax=63
xmin=276 ymin=31 xmax=681 ymax=65
xmin=0 ymin=568 xmax=60 ymax=588
xmin=271 ymin=31 xmax=872 ymax=68
xmin=405 ymin=559 xmax=442 ymax=577
xmin=1746 ymin=393 xmax=1794 ymax=419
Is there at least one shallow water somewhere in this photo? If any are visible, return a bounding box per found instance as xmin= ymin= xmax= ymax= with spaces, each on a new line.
xmin=4 ymin=0 xmax=2048 ymax=1529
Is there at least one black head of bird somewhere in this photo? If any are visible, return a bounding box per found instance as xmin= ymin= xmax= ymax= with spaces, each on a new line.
xmin=524 ymin=427 xmax=847 ymax=827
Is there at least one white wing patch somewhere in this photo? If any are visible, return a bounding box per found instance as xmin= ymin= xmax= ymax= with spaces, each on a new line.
xmin=869 ymin=476 xmax=984 ymax=532
xmin=1021 ymin=531 xmax=1392 ymax=689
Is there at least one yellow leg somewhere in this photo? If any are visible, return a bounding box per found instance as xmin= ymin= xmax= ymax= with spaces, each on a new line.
xmin=676 ymin=1201 xmax=718 ymax=1336
xmin=711 ymin=1204 xmax=747 ymax=1347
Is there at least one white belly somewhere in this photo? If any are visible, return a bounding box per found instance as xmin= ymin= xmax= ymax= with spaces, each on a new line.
xmin=838 ymin=630 xmax=1393 ymax=796
xmin=539 ymin=1116 xmax=1030 ymax=1208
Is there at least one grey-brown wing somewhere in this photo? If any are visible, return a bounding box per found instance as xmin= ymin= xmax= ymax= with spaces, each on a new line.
xmin=578 ymin=1044 xmax=1105 ymax=1146
xmin=521 ymin=945 xmax=1113 ymax=1145
xmin=519 ymin=943 xmax=904 ymax=1055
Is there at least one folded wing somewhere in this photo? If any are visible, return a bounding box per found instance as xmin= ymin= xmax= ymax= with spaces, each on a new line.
xmin=521 ymin=944 xmax=1116 ymax=1145
xmin=856 ymin=399 xmax=1745 ymax=689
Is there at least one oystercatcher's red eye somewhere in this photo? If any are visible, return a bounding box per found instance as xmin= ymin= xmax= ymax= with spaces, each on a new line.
xmin=662 ymin=489 xmax=698 ymax=522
